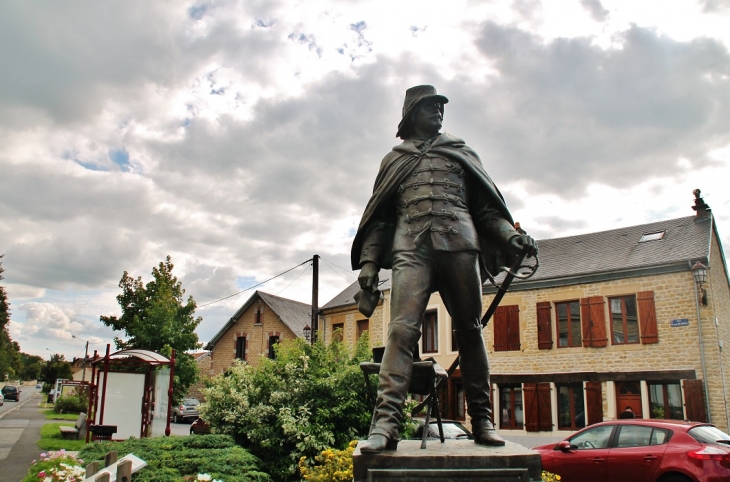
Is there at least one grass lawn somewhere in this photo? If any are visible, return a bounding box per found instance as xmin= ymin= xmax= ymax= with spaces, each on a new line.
xmin=42 ymin=409 xmax=81 ymax=421
xmin=38 ymin=423 xmax=87 ymax=451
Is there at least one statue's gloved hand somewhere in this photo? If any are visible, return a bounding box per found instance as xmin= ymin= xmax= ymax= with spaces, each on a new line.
xmin=358 ymin=262 xmax=380 ymax=293
xmin=509 ymin=234 xmax=538 ymax=258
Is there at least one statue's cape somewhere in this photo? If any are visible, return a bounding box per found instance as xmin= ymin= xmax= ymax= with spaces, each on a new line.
xmin=351 ymin=132 xmax=514 ymax=281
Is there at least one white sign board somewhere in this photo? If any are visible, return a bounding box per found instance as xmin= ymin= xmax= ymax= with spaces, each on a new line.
xmin=96 ymin=372 xmax=145 ymax=439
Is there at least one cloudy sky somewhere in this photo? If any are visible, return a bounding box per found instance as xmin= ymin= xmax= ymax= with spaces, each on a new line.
xmin=2 ymin=0 xmax=729 ymax=361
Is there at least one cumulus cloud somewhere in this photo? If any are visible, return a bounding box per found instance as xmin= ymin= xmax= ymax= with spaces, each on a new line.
xmin=0 ymin=0 xmax=728 ymax=359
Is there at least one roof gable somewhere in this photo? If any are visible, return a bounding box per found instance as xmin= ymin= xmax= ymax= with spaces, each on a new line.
xmin=205 ymin=290 xmax=312 ymax=349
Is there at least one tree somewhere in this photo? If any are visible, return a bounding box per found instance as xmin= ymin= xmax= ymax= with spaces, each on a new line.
xmin=40 ymin=353 xmax=73 ymax=386
xmin=19 ymin=352 xmax=44 ymax=381
xmin=201 ymin=335 xmax=373 ymax=482
xmin=0 ymin=255 xmax=21 ymax=380
xmin=100 ymin=256 xmax=202 ymax=402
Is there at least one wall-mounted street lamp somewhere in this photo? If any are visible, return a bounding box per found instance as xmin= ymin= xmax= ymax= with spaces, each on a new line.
xmin=691 ymin=261 xmax=709 ymax=307
xmin=303 ymin=325 xmax=312 ymax=343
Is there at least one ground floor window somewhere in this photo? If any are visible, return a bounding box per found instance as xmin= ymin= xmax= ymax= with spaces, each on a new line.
xmin=332 ymin=323 xmax=344 ymax=342
xmin=649 ymin=382 xmax=683 ymax=420
xmin=499 ymin=385 xmax=523 ymax=429
xmin=557 ymin=384 xmax=585 ymax=430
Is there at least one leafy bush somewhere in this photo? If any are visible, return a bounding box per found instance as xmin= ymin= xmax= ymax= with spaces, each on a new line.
xmin=298 ymin=440 xmax=356 ymax=482
xmin=22 ymin=450 xmax=85 ymax=482
xmin=201 ymin=335 xmax=372 ymax=481
xmin=54 ymin=395 xmax=87 ymax=414
xmin=78 ymin=435 xmax=271 ymax=482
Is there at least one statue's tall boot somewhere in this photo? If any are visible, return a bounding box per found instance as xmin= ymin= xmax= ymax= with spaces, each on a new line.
xmin=453 ymin=327 xmax=505 ymax=446
xmin=360 ymin=323 xmax=421 ymax=453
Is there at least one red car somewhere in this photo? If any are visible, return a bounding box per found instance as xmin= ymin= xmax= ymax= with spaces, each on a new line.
xmin=532 ymin=419 xmax=730 ymax=482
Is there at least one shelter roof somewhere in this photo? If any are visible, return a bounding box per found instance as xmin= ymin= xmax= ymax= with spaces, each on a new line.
xmin=92 ymin=349 xmax=171 ymax=366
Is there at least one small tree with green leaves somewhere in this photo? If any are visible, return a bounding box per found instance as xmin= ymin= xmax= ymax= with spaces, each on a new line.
xmin=100 ymin=256 xmax=201 ymax=402
xmin=201 ymin=334 xmax=373 ymax=482
xmin=0 ymin=255 xmax=21 ymax=380
xmin=40 ymin=353 xmax=73 ymax=386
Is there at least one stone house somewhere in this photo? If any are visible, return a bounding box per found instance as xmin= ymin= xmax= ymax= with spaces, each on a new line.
xmin=186 ymin=351 xmax=212 ymax=400
xmin=204 ymin=291 xmax=311 ymax=375
xmin=320 ymin=191 xmax=730 ymax=434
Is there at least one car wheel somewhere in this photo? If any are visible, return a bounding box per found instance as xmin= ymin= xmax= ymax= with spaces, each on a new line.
xmin=173 ymin=413 xmax=179 ymax=423
xmin=660 ymin=475 xmax=692 ymax=482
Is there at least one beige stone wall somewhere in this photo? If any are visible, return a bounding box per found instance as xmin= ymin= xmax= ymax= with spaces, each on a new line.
xmin=209 ymin=299 xmax=297 ymax=375
xmin=371 ymin=266 xmax=730 ymax=431
xmin=706 ymin=232 xmax=730 ymax=430
xmin=321 ymin=304 xmax=383 ymax=350
xmin=187 ymin=354 xmax=212 ymax=401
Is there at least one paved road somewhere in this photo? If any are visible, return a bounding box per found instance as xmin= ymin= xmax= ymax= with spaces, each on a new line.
xmin=0 ymin=390 xmax=45 ymax=482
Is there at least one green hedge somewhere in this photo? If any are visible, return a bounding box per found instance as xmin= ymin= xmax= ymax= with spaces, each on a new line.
xmin=54 ymin=394 xmax=88 ymax=413
xmin=78 ymin=435 xmax=271 ymax=482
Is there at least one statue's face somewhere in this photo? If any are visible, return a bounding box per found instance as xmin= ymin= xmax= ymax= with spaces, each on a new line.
xmin=412 ymin=101 xmax=443 ymax=135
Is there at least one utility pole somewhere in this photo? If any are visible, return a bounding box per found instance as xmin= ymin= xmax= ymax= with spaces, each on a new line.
xmin=311 ymin=254 xmax=319 ymax=344
xmin=72 ymin=335 xmax=90 ymax=382
xmin=82 ymin=340 xmax=89 ymax=382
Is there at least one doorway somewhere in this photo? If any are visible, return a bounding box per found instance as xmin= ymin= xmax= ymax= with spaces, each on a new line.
xmin=616 ymin=381 xmax=642 ymax=418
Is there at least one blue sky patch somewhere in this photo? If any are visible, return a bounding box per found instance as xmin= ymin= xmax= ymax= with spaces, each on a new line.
xmin=109 ymin=149 xmax=131 ymax=172
xmin=236 ymin=276 xmax=257 ymax=289
xmin=188 ymin=4 xmax=207 ymax=20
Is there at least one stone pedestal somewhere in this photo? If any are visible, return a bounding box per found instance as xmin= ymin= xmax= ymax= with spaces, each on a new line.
xmin=353 ymin=440 xmax=542 ymax=482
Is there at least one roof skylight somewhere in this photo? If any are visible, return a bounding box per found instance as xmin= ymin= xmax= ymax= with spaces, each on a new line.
xmin=639 ymin=231 xmax=666 ymax=242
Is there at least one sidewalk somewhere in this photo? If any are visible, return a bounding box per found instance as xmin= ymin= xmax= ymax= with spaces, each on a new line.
xmin=0 ymin=392 xmax=46 ymax=481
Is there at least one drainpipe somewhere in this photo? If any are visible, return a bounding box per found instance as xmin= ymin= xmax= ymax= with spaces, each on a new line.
xmin=692 ymin=268 xmax=712 ymax=423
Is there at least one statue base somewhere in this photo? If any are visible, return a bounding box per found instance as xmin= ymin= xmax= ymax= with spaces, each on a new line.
xmin=353 ymin=440 xmax=542 ymax=482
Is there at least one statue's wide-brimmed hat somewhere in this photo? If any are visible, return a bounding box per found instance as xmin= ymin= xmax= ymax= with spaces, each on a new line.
xmin=396 ymin=85 xmax=449 ymax=138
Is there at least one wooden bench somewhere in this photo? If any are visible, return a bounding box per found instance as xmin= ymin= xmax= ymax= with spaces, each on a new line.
xmin=60 ymin=412 xmax=87 ymax=440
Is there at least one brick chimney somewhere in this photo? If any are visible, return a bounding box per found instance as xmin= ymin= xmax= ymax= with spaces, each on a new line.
xmin=692 ymin=189 xmax=711 ymax=218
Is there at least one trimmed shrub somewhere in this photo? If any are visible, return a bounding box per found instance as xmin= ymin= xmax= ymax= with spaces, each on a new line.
xmin=54 ymin=395 xmax=87 ymax=414
xmin=78 ymin=435 xmax=271 ymax=482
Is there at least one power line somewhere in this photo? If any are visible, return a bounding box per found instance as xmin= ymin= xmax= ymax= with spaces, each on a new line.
xmin=320 ymin=256 xmax=357 ymax=281
xmin=275 ymin=263 xmax=312 ymax=296
xmin=320 ymin=257 xmax=355 ymax=283
xmin=197 ymin=259 xmax=313 ymax=308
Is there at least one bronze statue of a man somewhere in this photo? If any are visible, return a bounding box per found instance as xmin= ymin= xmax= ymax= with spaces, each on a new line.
xmin=351 ymin=85 xmax=537 ymax=453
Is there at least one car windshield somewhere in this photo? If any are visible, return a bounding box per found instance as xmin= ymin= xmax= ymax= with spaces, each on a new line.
xmin=184 ymin=399 xmax=200 ymax=406
xmin=688 ymin=425 xmax=730 ymax=445
xmin=3 ymin=386 xmax=17 ymax=392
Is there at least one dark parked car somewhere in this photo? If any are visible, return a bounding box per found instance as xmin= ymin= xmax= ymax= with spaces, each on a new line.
xmin=190 ymin=418 xmax=211 ymax=435
xmin=2 ymin=385 xmax=20 ymax=401
xmin=532 ymin=419 xmax=730 ymax=482
xmin=171 ymin=398 xmax=200 ymax=423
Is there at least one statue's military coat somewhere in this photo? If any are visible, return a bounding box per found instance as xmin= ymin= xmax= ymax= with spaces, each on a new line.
xmin=351 ymin=132 xmax=515 ymax=283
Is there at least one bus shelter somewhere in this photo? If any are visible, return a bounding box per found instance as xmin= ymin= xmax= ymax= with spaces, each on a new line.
xmin=86 ymin=345 xmax=175 ymax=441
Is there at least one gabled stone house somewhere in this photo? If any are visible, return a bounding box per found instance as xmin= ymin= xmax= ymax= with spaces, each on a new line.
xmin=320 ymin=191 xmax=730 ymax=434
xmin=205 ymin=290 xmax=311 ymax=374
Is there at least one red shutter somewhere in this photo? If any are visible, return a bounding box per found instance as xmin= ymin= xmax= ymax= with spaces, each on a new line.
xmin=537 ymin=383 xmax=553 ymax=431
xmin=580 ymin=298 xmax=593 ymax=347
xmin=506 ymin=305 xmax=521 ymax=351
xmin=638 ymin=291 xmax=659 ymax=344
xmin=581 ymin=296 xmax=607 ymax=347
xmin=683 ymin=379 xmax=708 ymax=423
xmin=524 ymin=383 xmax=539 ymax=432
xmin=493 ymin=306 xmax=508 ymax=352
xmin=536 ymin=302 xmax=553 ymax=350
xmin=585 ymin=382 xmax=603 ymax=425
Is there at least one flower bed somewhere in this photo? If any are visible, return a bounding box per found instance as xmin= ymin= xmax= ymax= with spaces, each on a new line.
xmin=22 ymin=450 xmax=85 ymax=482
